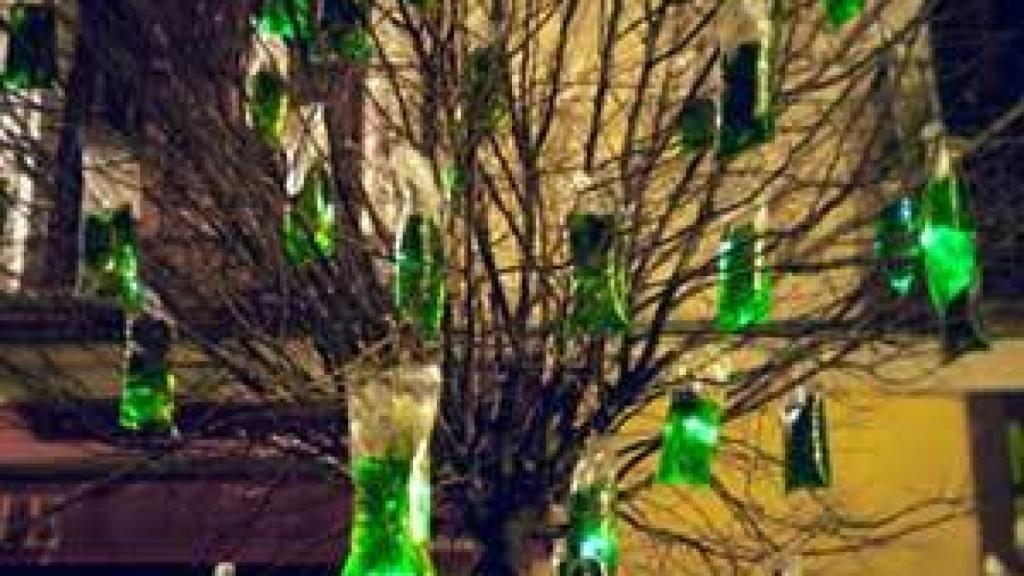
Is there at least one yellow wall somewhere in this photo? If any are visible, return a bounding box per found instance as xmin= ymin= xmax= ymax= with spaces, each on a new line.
xmin=808 ymin=392 xmax=976 ymax=576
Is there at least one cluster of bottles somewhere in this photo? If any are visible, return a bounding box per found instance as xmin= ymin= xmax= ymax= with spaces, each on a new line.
xmin=673 ymin=0 xmax=865 ymax=158
xmin=874 ymin=141 xmax=986 ymax=354
xmin=1 ymin=3 xmax=56 ymax=91
xmin=248 ymin=5 xmax=342 ymax=268
xmin=656 ymin=385 xmax=830 ymax=492
xmin=254 ymin=0 xmax=372 ymax=64
xmin=82 ymin=205 xmax=177 ymax=434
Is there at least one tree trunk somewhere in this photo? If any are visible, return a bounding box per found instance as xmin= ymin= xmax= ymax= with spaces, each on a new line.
xmin=469 ymin=506 xmax=547 ymax=576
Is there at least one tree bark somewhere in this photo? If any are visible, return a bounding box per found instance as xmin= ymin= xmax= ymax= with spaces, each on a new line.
xmin=469 ymin=506 xmax=547 ymax=576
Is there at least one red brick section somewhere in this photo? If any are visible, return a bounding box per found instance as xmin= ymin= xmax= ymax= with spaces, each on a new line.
xmin=0 ymin=406 xmax=493 ymax=570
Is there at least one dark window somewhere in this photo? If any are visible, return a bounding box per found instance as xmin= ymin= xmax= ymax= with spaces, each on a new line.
xmin=930 ymin=0 xmax=1024 ymax=136
xmin=969 ymin=393 xmax=1024 ymax=573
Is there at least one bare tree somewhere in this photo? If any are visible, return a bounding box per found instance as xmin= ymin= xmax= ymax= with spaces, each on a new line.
xmin=2 ymin=0 xmax=1011 ymax=573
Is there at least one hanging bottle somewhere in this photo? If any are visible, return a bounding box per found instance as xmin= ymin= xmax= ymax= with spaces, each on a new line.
xmin=248 ymin=68 xmax=289 ymax=145
xmin=283 ymin=163 xmax=336 ymax=265
xmin=318 ymin=0 xmax=372 ymax=64
xmin=463 ymin=43 xmax=509 ymax=135
xmin=919 ymin=139 xmax=987 ymax=354
xmin=656 ymin=388 xmax=721 ymax=487
xmin=556 ymin=437 xmax=619 ymax=576
xmin=82 ymin=205 xmax=143 ymax=312
xmin=120 ymin=315 xmax=176 ymax=433
xmin=341 ymin=362 xmax=439 ymax=576
xmin=111 ymin=206 xmax=144 ymax=313
xmin=82 ymin=209 xmax=118 ymax=297
xmin=2 ymin=4 xmax=56 ymax=90
xmin=673 ymin=98 xmax=716 ymax=154
xmin=782 ymin=387 xmax=830 ymax=492
xmin=253 ymin=0 xmax=313 ymax=43
xmin=875 ymin=196 xmax=921 ymax=297
xmin=821 ymin=0 xmax=864 ymax=29
xmin=393 ymin=146 xmax=446 ymax=341
xmin=920 ymin=142 xmax=977 ymax=313
xmin=566 ymin=176 xmax=628 ymax=335
xmin=717 ymin=0 xmax=776 ymax=158
xmin=716 ymin=223 xmax=771 ymax=333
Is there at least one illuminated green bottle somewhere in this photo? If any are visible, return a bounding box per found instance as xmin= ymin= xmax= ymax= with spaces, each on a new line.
xmin=716 ymin=223 xmax=771 ymax=333
xmin=2 ymin=4 xmax=56 ymax=90
xmin=283 ymin=164 xmax=336 ymax=265
xmin=673 ymin=98 xmax=715 ymax=153
xmin=783 ymin=389 xmax=830 ymax=492
xmin=920 ymin=173 xmax=977 ymax=315
xmin=120 ymin=316 xmax=175 ymax=433
xmin=83 ymin=211 xmax=118 ymax=296
xmin=342 ymin=455 xmax=432 ymax=576
xmin=321 ymin=0 xmax=372 ymax=63
xmin=111 ymin=208 xmax=144 ymax=313
xmin=249 ymin=69 xmax=289 ymax=144
xmin=919 ymin=147 xmax=986 ymax=355
xmin=656 ymin=390 xmax=721 ymax=487
xmin=253 ymin=0 xmax=312 ymax=42
xmin=822 ymin=0 xmax=864 ymax=29
xmin=567 ymin=214 xmax=629 ymax=335
xmin=875 ymin=197 xmax=921 ymax=296
xmin=395 ymin=214 xmax=446 ymax=340
xmin=556 ymin=438 xmax=618 ymax=576
xmin=342 ymin=363 xmax=439 ymax=576
xmin=83 ymin=207 xmax=143 ymax=311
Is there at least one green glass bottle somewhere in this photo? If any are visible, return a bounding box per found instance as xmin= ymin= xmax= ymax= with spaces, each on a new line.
xmin=320 ymin=0 xmax=373 ymax=63
xmin=342 ymin=363 xmax=440 ymax=576
xmin=783 ymin=390 xmax=830 ymax=492
xmin=719 ymin=41 xmax=774 ymax=158
xmin=395 ymin=214 xmax=446 ymax=340
xmin=561 ymin=482 xmax=619 ymax=576
xmin=82 ymin=211 xmax=118 ymax=297
xmin=341 ymin=455 xmax=433 ymax=576
xmin=920 ymin=174 xmax=978 ymax=315
xmin=875 ymin=197 xmax=921 ymax=296
xmin=822 ymin=0 xmax=864 ymax=29
xmin=283 ymin=165 xmax=336 ymax=266
xmin=656 ymin=390 xmax=721 ymax=487
xmin=464 ymin=45 xmax=509 ymax=133
xmin=3 ymin=4 xmax=56 ymax=90
xmin=111 ymin=207 xmax=144 ymax=313
xmin=119 ymin=317 xmax=175 ymax=432
xmin=566 ymin=214 xmax=629 ymax=335
xmin=673 ymin=98 xmax=716 ymax=153
xmin=920 ymin=144 xmax=987 ymax=355
xmin=716 ymin=223 xmax=771 ymax=333
xmin=249 ymin=69 xmax=289 ymax=144
xmin=254 ymin=0 xmax=312 ymax=42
